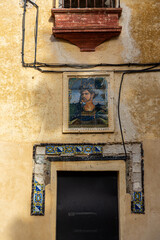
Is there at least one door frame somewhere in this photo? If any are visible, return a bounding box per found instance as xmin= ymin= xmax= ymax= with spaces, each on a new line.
xmin=50 ymin=160 xmax=126 ymax=240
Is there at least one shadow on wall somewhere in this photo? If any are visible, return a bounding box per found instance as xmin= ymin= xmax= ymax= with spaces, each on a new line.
xmin=9 ymin=219 xmax=37 ymax=240
xmin=8 ymin=217 xmax=51 ymax=240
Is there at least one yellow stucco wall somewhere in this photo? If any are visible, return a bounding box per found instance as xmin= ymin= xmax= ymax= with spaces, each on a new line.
xmin=0 ymin=0 xmax=160 ymax=239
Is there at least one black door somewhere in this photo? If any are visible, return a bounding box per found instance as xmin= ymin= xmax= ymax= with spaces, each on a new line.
xmin=56 ymin=171 xmax=119 ymax=240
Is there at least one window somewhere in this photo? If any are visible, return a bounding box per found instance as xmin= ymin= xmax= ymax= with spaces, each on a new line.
xmin=59 ymin=0 xmax=116 ymax=8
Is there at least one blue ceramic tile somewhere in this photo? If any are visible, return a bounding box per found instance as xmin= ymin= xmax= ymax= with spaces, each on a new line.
xmin=33 ymin=205 xmax=43 ymax=214
xmin=132 ymin=191 xmax=144 ymax=214
xmin=65 ymin=145 xmax=74 ymax=153
xmin=74 ymin=145 xmax=84 ymax=154
xmin=33 ymin=193 xmax=43 ymax=204
xmin=46 ymin=145 xmax=102 ymax=155
xmin=84 ymin=145 xmax=93 ymax=154
xmin=55 ymin=146 xmax=65 ymax=154
xmin=31 ymin=178 xmax=45 ymax=215
xmin=133 ymin=192 xmax=142 ymax=201
xmin=35 ymin=184 xmax=42 ymax=192
xmin=135 ymin=202 xmax=142 ymax=211
xmin=93 ymin=145 xmax=102 ymax=153
xmin=46 ymin=146 xmax=56 ymax=154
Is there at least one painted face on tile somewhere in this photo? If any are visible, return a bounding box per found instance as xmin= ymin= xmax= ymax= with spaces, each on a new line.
xmin=81 ymin=90 xmax=94 ymax=102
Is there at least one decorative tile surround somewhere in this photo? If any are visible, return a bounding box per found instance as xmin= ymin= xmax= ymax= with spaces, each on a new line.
xmin=31 ymin=152 xmax=46 ymax=216
xmin=31 ymin=143 xmax=144 ymax=216
xmin=46 ymin=145 xmax=102 ymax=155
xmin=31 ymin=175 xmax=45 ymax=215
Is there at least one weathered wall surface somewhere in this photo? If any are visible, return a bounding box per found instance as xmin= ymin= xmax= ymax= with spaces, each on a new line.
xmin=0 ymin=0 xmax=160 ymax=239
xmin=127 ymin=0 xmax=160 ymax=63
xmin=124 ymin=140 xmax=160 ymax=240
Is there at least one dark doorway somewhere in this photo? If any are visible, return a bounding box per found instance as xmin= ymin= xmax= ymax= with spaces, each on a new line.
xmin=56 ymin=171 xmax=119 ymax=240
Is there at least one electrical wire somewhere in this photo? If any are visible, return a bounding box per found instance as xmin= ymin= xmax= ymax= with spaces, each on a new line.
xmin=117 ymin=64 xmax=159 ymax=159
xmin=21 ymin=0 xmax=160 ymax=70
xmin=22 ymin=0 xmax=39 ymax=66
xmin=118 ymin=72 xmax=127 ymax=157
xmin=21 ymin=0 xmax=160 ymax=159
xmin=22 ymin=0 xmax=27 ymax=66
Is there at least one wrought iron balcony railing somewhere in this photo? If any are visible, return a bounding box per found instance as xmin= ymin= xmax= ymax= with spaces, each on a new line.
xmin=54 ymin=0 xmax=120 ymax=8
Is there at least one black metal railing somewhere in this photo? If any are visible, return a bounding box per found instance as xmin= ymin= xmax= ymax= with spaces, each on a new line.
xmin=56 ymin=0 xmax=119 ymax=8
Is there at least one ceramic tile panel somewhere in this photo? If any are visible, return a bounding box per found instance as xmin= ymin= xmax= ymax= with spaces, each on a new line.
xmin=32 ymin=143 xmax=144 ymax=216
xmin=64 ymin=145 xmax=74 ymax=153
xmin=74 ymin=145 xmax=84 ymax=154
xmin=93 ymin=145 xmax=102 ymax=153
xmin=132 ymin=191 xmax=144 ymax=214
xmin=84 ymin=145 xmax=94 ymax=154
xmin=55 ymin=146 xmax=65 ymax=154
xmin=46 ymin=145 xmax=102 ymax=155
xmin=46 ymin=145 xmax=56 ymax=154
xmin=63 ymin=72 xmax=114 ymax=133
xmin=31 ymin=176 xmax=45 ymax=216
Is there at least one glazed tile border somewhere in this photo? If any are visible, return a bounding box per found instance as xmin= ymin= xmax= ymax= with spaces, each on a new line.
xmin=31 ymin=144 xmax=145 ymax=216
xmin=46 ymin=145 xmax=102 ymax=155
xmin=131 ymin=191 xmax=144 ymax=214
xmin=31 ymin=174 xmax=45 ymax=216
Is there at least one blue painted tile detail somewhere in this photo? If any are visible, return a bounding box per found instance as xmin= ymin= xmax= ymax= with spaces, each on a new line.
xmin=84 ymin=145 xmax=94 ymax=154
xmin=55 ymin=146 xmax=65 ymax=154
xmin=31 ymin=177 xmax=45 ymax=216
xmin=46 ymin=146 xmax=56 ymax=154
xmin=34 ymin=205 xmax=42 ymax=212
xmin=93 ymin=146 xmax=102 ymax=153
xmin=65 ymin=145 xmax=74 ymax=153
xmin=132 ymin=191 xmax=144 ymax=214
xmin=46 ymin=145 xmax=102 ymax=155
xmin=33 ymin=193 xmax=43 ymax=204
xmin=133 ymin=191 xmax=142 ymax=201
xmin=35 ymin=184 xmax=42 ymax=191
xmin=74 ymin=145 xmax=84 ymax=154
xmin=135 ymin=202 xmax=142 ymax=210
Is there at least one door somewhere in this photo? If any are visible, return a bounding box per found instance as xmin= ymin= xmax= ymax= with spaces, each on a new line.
xmin=56 ymin=171 xmax=119 ymax=240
